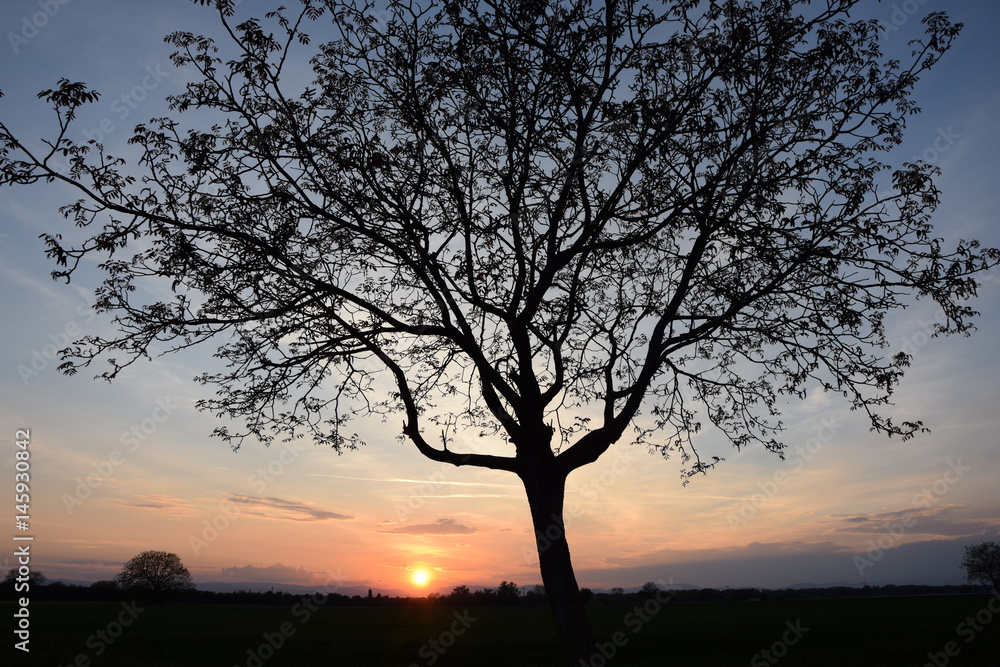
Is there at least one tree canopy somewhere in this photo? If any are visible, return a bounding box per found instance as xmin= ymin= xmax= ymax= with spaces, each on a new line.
xmin=961 ymin=541 xmax=1000 ymax=591
xmin=114 ymin=550 xmax=195 ymax=597
xmin=1 ymin=0 xmax=995 ymax=662
xmin=2 ymin=0 xmax=991 ymax=475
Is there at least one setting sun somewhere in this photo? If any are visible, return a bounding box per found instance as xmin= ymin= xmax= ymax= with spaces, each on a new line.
xmin=410 ymin=568 xmax=432 ymax=587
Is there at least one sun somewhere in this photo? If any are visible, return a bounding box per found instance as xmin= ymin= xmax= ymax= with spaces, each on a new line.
xmin=410 ymin=567 xmax=432 ymax=587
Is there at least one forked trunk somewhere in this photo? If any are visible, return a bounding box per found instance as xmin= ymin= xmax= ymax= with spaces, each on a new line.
xmin=521 ymin=470 xmax=596 ymax=665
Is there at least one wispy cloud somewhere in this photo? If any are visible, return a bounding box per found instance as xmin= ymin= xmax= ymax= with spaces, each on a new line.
xmin=227 ymin=494 xmax=353 ymax=522
xmin=828 ymin=506 xmax=996 ymax=537
xmin=111 ymin=493 xmax=197 ymax=516
xmin=55 ymin=558 xmax=128 ymax=568
xmin=304 ymin=473 xmax=514 ymax=488
xmin=380 ymin=518 xmax=478 ymax=535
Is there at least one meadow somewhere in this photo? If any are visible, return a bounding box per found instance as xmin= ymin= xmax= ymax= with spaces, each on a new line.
xmin=5 ymin=594 xmax=999 ymax=666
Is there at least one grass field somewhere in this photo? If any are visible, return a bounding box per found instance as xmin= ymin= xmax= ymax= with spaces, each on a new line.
xmin=5 ymin=594 xmax=999 ymax=666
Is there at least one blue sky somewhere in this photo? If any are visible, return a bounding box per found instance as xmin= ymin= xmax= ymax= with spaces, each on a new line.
xmin=1 ymin=0 xmax=998 ymax=595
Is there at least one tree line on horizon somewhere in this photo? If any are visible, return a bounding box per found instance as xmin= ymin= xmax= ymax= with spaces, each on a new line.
xmin=5 ymin=542 xmax=996 ymax=605
xmin=2 ymin=574 xmax=992 ymax=606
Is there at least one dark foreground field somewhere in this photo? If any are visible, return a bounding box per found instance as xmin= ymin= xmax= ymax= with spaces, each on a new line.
xmin=5 ymin=594 xmax=999 ymax=666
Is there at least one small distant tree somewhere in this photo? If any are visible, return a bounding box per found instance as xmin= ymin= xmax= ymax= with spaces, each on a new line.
xmin=449 ymin=584 xmax=471 ymax=603
xmin=498 ymin=580 xmax=521 ymax=604
xmin=522 ymin=584 xmax=547 ymax=605
xmin=1 ymin=569 xmax=45 ymax=601
xmin=640 ymin=582 xmax=661 ymax=599
xmin=3 ymin=568 xmax=46 ymax=588
xmin=961 ymin=542 xmax=1000 ymax=590
xmin=114 ymin=550 xmax=194 ymax=602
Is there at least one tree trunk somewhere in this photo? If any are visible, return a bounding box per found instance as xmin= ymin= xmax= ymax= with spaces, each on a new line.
xmin=521 ymin=469 xmax=596 ymax=666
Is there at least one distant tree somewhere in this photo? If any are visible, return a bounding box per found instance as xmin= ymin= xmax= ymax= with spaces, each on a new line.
xmin=579 ymin=587 xmax=593 ymax=605
xmin=3 ymin=568 xmax=46 ymax=588
xmin=640 ymin=582 xmax=661 ymax=599
xmin=961 ymin=541 xmax=1000 ymax=590
xmin=497 ymin=580 xmax=521 ymax=604
xmin=0 ymin=0 xmax=993 ymax=662
xmin=524 ymin=584 xmax=547 ymax=605
xmin=610 ymin=587 xmax=625 ymax=598
xmin=114 ymin=550 xmax=194 ymax=601
xmin=449 ymin=584 xmax=471 ymax=600
xmin=2 ymin=569 xmax=45 ymax=601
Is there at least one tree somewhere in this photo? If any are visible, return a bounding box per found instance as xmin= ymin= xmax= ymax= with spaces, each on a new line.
xmin=497 ymin=580 xmax=521 ymax=604
xmin=524 ymin=584 xmax=548 ymax=605
xmin=0 ymin=0 xmax=994 ymax=662
xmin=640 ymin=581 xmax=661 ymax=599
xmin=449 ymin=584 xmax=471 ymax=601
xmin=961 ymin=542 xmax=1000 ymax=591
xmin=2 ymin=568 xmax=46 ymax=590
xmin=114 ymin=551 xmax=194 ymax=601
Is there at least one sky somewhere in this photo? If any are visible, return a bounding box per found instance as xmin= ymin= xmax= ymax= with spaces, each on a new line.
xmin=0 ymin=0 xmax=998 ymax=597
